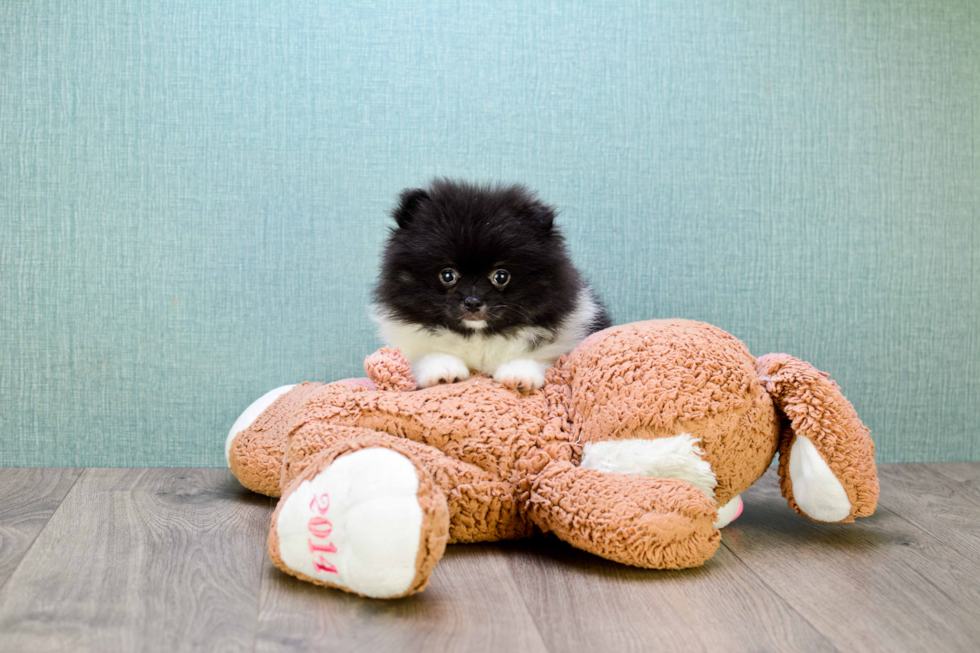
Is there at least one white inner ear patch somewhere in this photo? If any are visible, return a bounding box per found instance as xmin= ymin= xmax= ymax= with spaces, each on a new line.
xmin=788 ymin=435 xmax=852 ymax=522
xmin=580 ymin=434 xmax=718 ymax=500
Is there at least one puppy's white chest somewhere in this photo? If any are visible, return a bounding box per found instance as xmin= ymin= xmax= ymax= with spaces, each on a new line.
xmin=372 ymin=286 xmax=601 ymax=373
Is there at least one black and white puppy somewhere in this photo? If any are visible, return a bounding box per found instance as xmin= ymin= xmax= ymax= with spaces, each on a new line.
xmin=372 ymin=179 xmax=611 ymax=391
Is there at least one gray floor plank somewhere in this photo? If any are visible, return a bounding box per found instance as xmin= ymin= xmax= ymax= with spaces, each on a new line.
xmin=722 ymin=467 xmax=980 ymax=653
xmin=0 ymin=469 xmax=273 ymax=653
xmin=877 ymin=464 xmax=980 ymax=560
xmin=3 ymin=464 xmax=979 ymax=652
xmin=507 ymin=536 xmax=836 ymax=653
xmin=255 ymin=543 xmax=548 ymax=653
xmin=0 ymin=468 xmax=83 ymax=590
xmin=928 ymin=462 xmax=980 ymax=500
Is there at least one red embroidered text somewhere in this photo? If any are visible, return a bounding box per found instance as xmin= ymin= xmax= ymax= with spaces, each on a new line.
xmin=308 ymin=493 xmax=338 ymax=574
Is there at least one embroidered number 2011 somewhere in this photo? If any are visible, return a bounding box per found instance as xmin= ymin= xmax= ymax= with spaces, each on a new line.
xmin=308 ymin=493 xmax=338 ymax=574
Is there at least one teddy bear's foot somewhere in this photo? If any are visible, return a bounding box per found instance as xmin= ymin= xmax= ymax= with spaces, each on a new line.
xmin=269 ymin=446 xmax=449 ymax=599
xmin=713 ymin=495 xmax=743 ymax=528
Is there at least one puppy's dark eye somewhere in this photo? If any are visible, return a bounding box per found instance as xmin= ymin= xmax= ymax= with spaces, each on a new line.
xmin=491 ymin=269 xmax=510 ymax=289
xmin=439 ymin=268 xmax=458 ymax=286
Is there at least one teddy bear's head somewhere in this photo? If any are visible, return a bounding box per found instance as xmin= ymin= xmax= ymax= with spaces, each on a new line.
xmin=558 ymin=319 xmax=780 ymax=506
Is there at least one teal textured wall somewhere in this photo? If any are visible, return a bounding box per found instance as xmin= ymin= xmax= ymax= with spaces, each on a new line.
xmin=2 ymin=1 xmax=977 ymax=466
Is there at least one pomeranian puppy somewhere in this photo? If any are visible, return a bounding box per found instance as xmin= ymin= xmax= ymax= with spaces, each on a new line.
xmin=372 ymin=179 xmax=611 ymax=391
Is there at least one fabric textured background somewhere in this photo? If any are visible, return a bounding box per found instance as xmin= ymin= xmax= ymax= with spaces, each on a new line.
xmin=1 ymin=0 xmax=977 ymax=467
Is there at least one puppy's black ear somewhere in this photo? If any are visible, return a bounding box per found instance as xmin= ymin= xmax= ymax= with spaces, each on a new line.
xmin=529 ymin=201 xmax=555 ymax=232
xmin=392 ymin=188 xmax=430 ymax=229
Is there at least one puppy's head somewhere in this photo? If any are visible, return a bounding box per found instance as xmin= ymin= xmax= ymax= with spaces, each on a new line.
xmin=374 ymin=179 xmax=581 ymax=335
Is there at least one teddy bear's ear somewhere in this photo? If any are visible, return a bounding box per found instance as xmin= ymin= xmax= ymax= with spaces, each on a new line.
xmin=364 ymin=347 xmax=418 ymax=392
xmin=756 ymin=354 xmax=879 ymax=523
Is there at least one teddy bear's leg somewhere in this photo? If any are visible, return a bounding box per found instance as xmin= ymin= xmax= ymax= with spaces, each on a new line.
xmin=269 ymin=435 xmax=449 ymax=599
xmin=227 ymin=382 xmax=329 ymax=497
xmin=527 ymin=461 xmax=721 ymax=569
xmin=285 ymin=422 xmax=532 ymax=542
xmin=757 ymin=354 xmax=879 ymax=523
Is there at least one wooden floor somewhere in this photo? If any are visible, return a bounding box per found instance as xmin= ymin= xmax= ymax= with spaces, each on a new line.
xmin=0 ymin=465 xmax=978 ymax=652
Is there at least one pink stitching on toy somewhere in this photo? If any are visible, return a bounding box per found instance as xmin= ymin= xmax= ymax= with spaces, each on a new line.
xmin=307 ymin=491 xmax=339 ymax=574
xmin=313 ymin=557 xmax=339 ymax=574
xmin=309 ymin=538 xmax=338 ymax=554
xmin=308 ymin=516 xmax=333 ymax=539
xmin=309 ymin=493 xmax=331 ymax=515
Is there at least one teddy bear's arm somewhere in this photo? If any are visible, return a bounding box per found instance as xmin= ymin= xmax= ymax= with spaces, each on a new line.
xmin=757 ymin=354 xmax=879 ymax=523
xmin=527 ymin=461 xmax=721 ymax=569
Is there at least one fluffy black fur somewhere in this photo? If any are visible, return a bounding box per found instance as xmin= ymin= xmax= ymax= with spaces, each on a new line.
xmin=374 ymin=179 xmax=611 ymax=338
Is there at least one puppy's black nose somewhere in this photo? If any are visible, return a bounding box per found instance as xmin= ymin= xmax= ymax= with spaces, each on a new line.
xmin=463 ymin=296 xmax=484 ymax=310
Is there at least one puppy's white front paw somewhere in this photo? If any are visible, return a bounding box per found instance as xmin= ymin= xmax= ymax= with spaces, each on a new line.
xmin=493 ymin=359 xmax=547 ymax=392
xmin=413 ymin=353 xmax=471 ymax=388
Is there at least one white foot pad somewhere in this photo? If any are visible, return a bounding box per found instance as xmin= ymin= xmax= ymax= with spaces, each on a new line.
xmin=413 ymin=353 xmax=470 ymax=388
xmin=714 ymin=495 xmax=743 ymax=528
xmin=788 ymin=435 xmax=852 ymax=522
xmin=225 ymin=385 xmax=296 ymax=464
xmin=493 ymin=359 xmax=547 ymax=392
xmin=275 ymin=448 xmax=424 ymax=598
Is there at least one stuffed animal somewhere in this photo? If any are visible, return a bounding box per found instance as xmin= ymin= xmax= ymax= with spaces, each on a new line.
xmin=226 ymin=319 xmax=878 ymax=599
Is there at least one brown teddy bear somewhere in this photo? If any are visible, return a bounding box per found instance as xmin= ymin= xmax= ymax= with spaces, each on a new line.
xmin=226 ymin=319 xmax=878 ymax=599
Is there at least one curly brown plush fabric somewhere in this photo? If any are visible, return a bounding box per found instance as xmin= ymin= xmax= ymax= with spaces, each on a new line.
xmin=227 ymin=319 xmax=879 ymax=598
xmin=363 ymin=346 xmax=418 ymax=392
xmin=229 ymin=381 xmax=325 ymax=497
xmin=528 ymin=461 xmax=721 ymax=568
xmin=227 ymin=357 xmax=417 ymax=498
